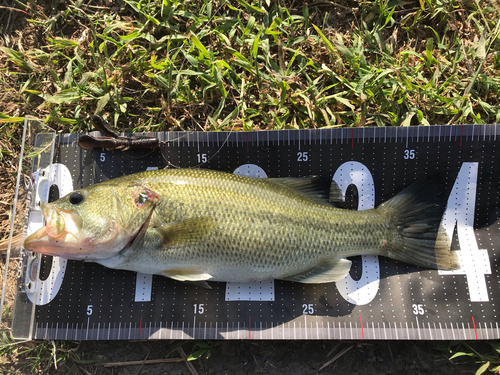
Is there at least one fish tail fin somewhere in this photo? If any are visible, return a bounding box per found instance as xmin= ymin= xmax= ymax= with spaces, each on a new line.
xmin=377 ymin=176 xmax=460 ymax=271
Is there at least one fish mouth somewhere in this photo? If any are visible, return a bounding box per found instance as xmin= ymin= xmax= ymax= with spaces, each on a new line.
xmin=24 ymin=203 xmax=87 ymax=260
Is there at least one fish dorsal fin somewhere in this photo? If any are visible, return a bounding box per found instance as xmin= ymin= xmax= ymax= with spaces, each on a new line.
xmin=279 ymin=258 xmax=352 ymax=284
xmin=151 ymin=217 xmax=216 ymax=247
xmin=268 ymin=176 xmax=343 ymax=205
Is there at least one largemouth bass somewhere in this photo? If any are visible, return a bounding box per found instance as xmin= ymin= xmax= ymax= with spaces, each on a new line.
xmin=24 ymin=168 xmax=459 ymax=285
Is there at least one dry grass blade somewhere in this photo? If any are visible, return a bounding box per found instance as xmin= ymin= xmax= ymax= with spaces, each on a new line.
xmin=100 ymin=358 xmax=185 ymax=367
xmin=178 ymin=346 xmax=200 ymax=375
xmin=319 ymin=344 xmax=354 ymax=371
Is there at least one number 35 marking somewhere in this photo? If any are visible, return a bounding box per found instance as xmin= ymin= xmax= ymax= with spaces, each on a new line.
xmin=404 ymin=149 xmax=415 ymax=159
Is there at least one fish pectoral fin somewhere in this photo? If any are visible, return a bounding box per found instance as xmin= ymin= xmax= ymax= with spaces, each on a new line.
xmin=155 ymin=217 xmax=216 ymax=247
xmin=279 ymin=259 xmax=352 ymax=284
xmin=163 ymin=269 xmax=213 ymax=282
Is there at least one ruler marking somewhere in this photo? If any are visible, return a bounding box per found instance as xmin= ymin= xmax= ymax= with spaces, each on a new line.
xmin=260 ymin=322 xmax=262 ymax=339
xmin=484 ymin=125 xmax=486 ymax=141
xmin=460 ymin=124 xmax=464 ymax=146
xmin=339 ymin=322 xmax=341 ymax=340
xmin=351 ymin=128 xmax=354 ymax=149
xmin=267 ymin=131 xmax=269 ymax=146
xmin=363 ymin=127 xmax=365 ymax=144
xmin=394 ymin=322 xmax=398 ymax=340
xmin=406 ymin=322 xmax=409 ymax=339
xmin=248 ymin=317 xmax=251 ymax=340
xmin=406 ymin=128 xmax=408 ymax=148
xmin=65 ymin=323 xmax=69 ymax=340
xmin=55 ymin=323 xmax=58 ymax=339
xmin=256 ymin=131 xmax=259 ymax=147
xmin=384 ymin=127 xmax=387 ymax=143
xmin=428 ymin=323 xmax=433 ymax=340
xmin=327 ymin=322 xmax=330 ymax=339
xmin=246 ymin=132 xmax=249 ymax=152
xmin=304 ymin=316 xmax=307 ymax=339
xmin=416 ymin=317 xmax=421 ymax=339
xmin=196 ymin=132 xmax=199 ymax=152
xmin=439 ymin=126 xmax=441 ymax=142
xmin=428 ymin=126 xmax=431 ymax=142
xmin=288 ymin=130 xmax=290 ymax=146
xmin=484 ymin=322 xmax=489 ymax=340
xmin=294 ymin=322 xmax=296 ymax=340
xmin=298 ymin=130 xmax=300 ymax=151
xmin=383 ymin=322 xmax=387 ymax=340
xmin=309 ymin=129 xmax=311 ymax=145
xmin=462 ymin=323 xmax=466 ymax=340
xmin=472 ymin=317 xmax=478 ymax=339
xmin=316 ymin=322 xmax=319 ymax=339
xmin=360 ymin=316 xmax=364 ymax=339
xmin=96 ymin=323 xmax=100 ymax=340
xmin=330 ymin=128 xmax=333 ymax=144
xmin=193 ymin=316 xmax=196 ymax=340
xmin=417 ymin=126 xmax=419 ymax=142
xmin=439 ymin=323 xmax=444 ymax=340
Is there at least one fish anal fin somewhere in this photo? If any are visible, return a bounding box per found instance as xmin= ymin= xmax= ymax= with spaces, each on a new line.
xmin=279 ymin=259 xmax=352 ymax=284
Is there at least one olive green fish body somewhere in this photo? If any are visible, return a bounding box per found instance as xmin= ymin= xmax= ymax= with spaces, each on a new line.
xmin=25 ymin=168 xmax=459 ymax=284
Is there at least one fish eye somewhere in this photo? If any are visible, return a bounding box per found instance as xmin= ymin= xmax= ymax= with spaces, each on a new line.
xmin=69 ymin=192 xmax=84 ymax=205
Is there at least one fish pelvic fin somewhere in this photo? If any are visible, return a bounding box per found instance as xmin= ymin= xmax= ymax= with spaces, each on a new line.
xmin=279 ymin=258 xmax=352 ymax=284
xmin=163 ymin=269 xmax=213 ymax=282
xmin=377 ymin=176 xmax=460 ymax=271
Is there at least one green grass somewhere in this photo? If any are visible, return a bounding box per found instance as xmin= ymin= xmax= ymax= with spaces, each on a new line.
xmin=0 ymin=0 xmax=499 ymax=132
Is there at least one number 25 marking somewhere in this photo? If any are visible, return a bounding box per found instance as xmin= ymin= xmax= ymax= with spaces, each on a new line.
xmin=297 ymin=152 xmax=308 ymax=162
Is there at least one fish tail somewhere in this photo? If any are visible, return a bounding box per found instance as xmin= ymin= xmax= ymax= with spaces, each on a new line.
xmin=377 ymin=176 xmax=459 ymax=271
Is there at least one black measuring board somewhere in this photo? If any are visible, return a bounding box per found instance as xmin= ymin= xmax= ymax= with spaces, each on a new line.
xmin=12 ymin=125 xmax=500 ymax=341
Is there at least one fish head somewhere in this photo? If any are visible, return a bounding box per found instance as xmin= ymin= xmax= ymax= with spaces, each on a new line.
xmin=24 ymin=182 xmax=161 ymax=260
